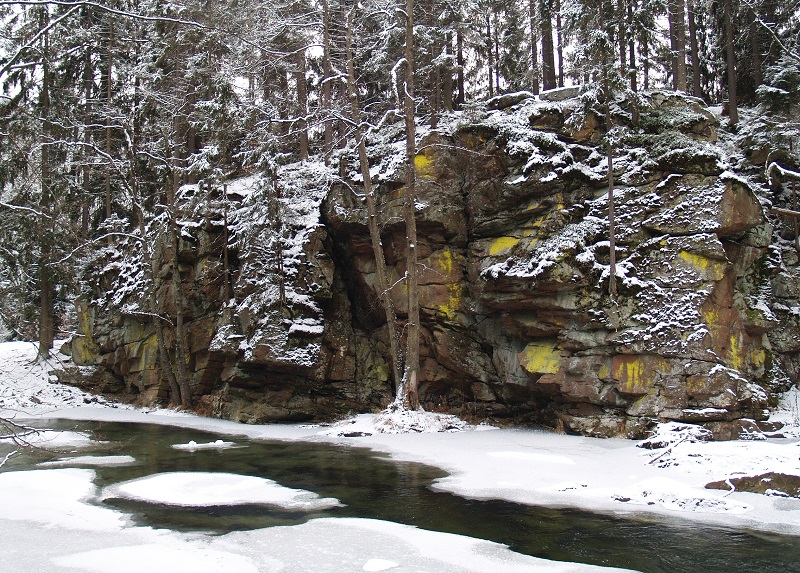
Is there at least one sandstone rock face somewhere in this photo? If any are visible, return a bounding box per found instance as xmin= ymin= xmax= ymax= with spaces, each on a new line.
xmin=65 ymin=91 xmax=793 ymax=438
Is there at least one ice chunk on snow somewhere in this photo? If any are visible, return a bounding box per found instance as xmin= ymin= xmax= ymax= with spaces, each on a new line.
xmin=171 ymin=439 xmax=240 ymax=452
xmin=102 ymin=472 xmax=343 ymax=510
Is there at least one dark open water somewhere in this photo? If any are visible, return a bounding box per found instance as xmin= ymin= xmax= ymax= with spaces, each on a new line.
xmin=3 ymin=420 xmax=800 ymax=573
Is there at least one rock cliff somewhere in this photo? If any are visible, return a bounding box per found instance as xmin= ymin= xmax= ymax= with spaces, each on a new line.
xmin=61 ymin=90 xmax=800 ymax=438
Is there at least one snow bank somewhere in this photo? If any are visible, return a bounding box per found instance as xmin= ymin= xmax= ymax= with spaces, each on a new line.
xmin=0 ymin=468 xmax=126 ymax=530
xmin=53 ymin=543 xmax=262 ymax=573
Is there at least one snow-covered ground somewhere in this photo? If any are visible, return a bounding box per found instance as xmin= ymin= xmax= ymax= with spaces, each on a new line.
xmin=2 ymin=340 xmax=800 ymax=572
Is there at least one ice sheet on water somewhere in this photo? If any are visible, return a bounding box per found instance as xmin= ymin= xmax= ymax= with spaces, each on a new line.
xmin=101 ymin=472 xmax=343 ymax=510
xmin=39 ymin=455 xmax=136 ymax=467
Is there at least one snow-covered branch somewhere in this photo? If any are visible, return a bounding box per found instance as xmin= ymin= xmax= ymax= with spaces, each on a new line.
xmin=766 ymin=161 xmax=800 ymax=186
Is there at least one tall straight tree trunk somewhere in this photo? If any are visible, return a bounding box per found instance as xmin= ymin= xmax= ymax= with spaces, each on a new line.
xmin=456 ymin=27 xmax=465 ymax=106
xmin=322 ymin=0 xmax=333 ymax=162
xmin=38 ymin=7 xmax=54 ymax=359
xmin=607 ymin=114 xmax=617 ymax=299
xmin=403 ymin=0 xmax=420 ymax=410
xmin=443 ymin=36 xmax=454 ymax=112
xmin=642 ymin=36 xmax=650 ymax=89
xmin=129 ymin=13 xmax=179 ymax=405
xmin=431 ymin=61 xmax=441 ymax=129
xmin=598 ymin=0 xmax=616 ymax=298
xmin=724 ymin=0 xmax=738 ymax=125
xmin=486 ymin=15 xmax=494 ymax=97
xmin=295 ymin=49 xmax=309 ymax=160
xmin=618 ymin=0 xmax=627 ymax=77
xmin=344 ymin=9 xmax=403 ymax=392
xmin=81 ymin=49 xmax=92 ymax=241
xmin=169 ymin=178 xmax=192 ymax=408
xmin=540 ymin=0 xmax=556 ymax=90
xmin=555 ymin=0 xmax=564 ymax=87
xmin=105 ymin=19 xmax=114 ymax=221
xmin=688 ymin=0 xmax=702 ymax=97
xmin=493 ymin=9 xmax=500 ymax=93
xmin=749 ymin=11 xmax=762 ymax=89
xmin=668 ymin=0 xmax=687 ymax=91
xmin=628 ymin=3 xmax=637 ymax=91
xmin=529 ymin=0 xmax=540 ymax=94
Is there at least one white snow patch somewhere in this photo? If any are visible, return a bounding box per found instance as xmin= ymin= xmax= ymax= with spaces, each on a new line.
xmin=0 ymin=469 xmax=126 ymax=530
xmin=488 ymin=451 xmax=576 ymax=465
xmin=322 ymin=408 xmax=471 ymax=437
xmin=102 ymin=472 xmax=343 ymax=510
xmin=54 ymin=543 xmax=261 ymax=573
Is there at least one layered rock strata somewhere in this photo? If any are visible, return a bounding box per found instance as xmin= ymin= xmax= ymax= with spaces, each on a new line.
xmin=63 ymin=91 xmax=796 ymax=438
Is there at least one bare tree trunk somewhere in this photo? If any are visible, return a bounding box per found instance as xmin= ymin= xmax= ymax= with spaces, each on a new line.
xmin=431 ymin=47 xmax=441 ymax=129
xmin=688 ymin=0 xmax=702 ymax=97
xmin=642 ymin=36 xmax=650 ymax=89
xmin=222 ymin=184 xmax=231 ymax=303
xmin=556 ymin=0 xmax=564 ymax=87
xmin=443 ymin=36 xmax=454 ymax=112
xmin=81 ymin=49 xmax=92 ymax=242
xmin=150 ymin=242 xmax=181 ymax=405
xmin=724 ymin=0 xmax=738 ymax=125
xmin=170 ymin=201 xmax=192 ymax=408
xmin=607 ymin=123 xmax=617 ymax=298
xmin=456 ymin=27 xmax=465 ymax=106
xmin=486 ymin=15 xmax=494 ymax=97
xmin=628 ymin=3 xmax=637 ymax=91
xmin=38 ymin=8 xmax=54 ymax=359
xmin=104 ymin=19 xmax=114 ymax=222
xmin=322 ymin=0 xmax=333 ymax=162
xmin=668 ymin=0 xmax=687 ymax=91
xmin=168 ymin=140 xmax=191 ymax=407
xmin=344 ymin=10 xmax=403 ymax=392
xmin=529 ymin=0 xmax=540 ymax=94
xmin=129 ymin=17 xmax=180 ymax=405
xmin=540 ymin=0 xmax=556 ymax=90
xmin=749 ymin=10 xmax=762 ymax=89
xmin=493 ymin=9 xmax=500 ymax=93
xmin=403 ymin=0 xmax=420 ymax=410
xmin=618 ymin=0 xmax=627 ymax=77
xmin=269 ymin=173 xmax=286 ymax=308
xmin=295 ymin=49 xmax=309 ymax=160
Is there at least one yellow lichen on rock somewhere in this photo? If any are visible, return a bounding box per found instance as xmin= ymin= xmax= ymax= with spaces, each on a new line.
xmin=678 ymin=251 xmax=726 ymax=280
xmin=414 ymin=153 xmax=435 ymax=179
xmin=438 ymin=283 xmax=463 ymax=320
xmin=519 ymin=342 xmax=562 ymax=375
xmin=489 ymin=236 xmax=520 ymax=256
xmin=611 ymin=355 xmax=662 ymax=395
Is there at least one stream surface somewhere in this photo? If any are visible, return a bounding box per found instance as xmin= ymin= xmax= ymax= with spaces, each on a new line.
xmin=4 ymin=419 xmax=800 ymax=573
